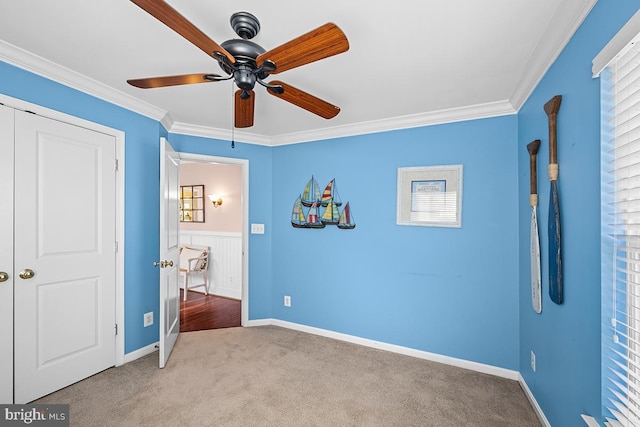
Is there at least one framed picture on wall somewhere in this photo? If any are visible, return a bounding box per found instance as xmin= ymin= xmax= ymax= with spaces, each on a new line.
xmin=396 ymin=165 xmax=463 ymax=228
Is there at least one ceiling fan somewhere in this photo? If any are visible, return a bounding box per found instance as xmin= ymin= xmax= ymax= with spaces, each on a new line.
xmin=127 ymin=0 xmax=350 ymax=128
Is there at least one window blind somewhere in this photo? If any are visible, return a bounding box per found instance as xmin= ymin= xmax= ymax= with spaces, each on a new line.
xmin=603 ymin=33 xmax=640 ymax=427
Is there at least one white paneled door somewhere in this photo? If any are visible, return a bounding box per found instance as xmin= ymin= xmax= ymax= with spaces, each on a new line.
xmin=0 ymin=105 xmax=15 ymax=404
xmin=11 ymin=110 xmax=116 ymax=403
xmin=159 ymin=138 xmax=180 ymax=368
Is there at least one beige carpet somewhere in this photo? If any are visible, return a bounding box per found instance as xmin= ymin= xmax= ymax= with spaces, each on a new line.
xmin=35 ymin=326 xmax=541 ymax=426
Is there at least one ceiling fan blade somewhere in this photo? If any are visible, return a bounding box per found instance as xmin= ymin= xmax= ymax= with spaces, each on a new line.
xmin=235 ymin=90 xmax=255 ymax=128
xmin=130 ymin=0 xmax=235 ymax=64
xmin=257 ymin=23 xmax=349 ymax=74
xmin=267 ymin=81 xmax=340 ymax=119
xmin=127 ymin=73 xmax=222 ymax=88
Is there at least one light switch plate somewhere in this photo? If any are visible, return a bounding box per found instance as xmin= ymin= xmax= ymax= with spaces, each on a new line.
xmin=251 ymin=223 xmax=265 ymax=234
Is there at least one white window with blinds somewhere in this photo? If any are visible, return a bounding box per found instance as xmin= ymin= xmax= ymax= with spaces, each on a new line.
xmin=599 ymin=14 xmax=640 ymax=427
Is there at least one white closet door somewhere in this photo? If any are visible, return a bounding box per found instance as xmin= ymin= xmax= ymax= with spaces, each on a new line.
xmin=13 ymin=111 xmax=116 ymax=403
xmin=0 ymin=105 xmax=14 ymax=404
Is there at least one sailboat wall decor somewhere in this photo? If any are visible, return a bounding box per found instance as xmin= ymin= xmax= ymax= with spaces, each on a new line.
xmin=291 ymin=176 xmax=355 ymax=230
xmin=337 ymin=202 xmax=356 ymax=229
xmin=301 ymin=176 xmax=321 ymax=207
xmin=291 ymin=195 xmax=307 ymax=228
xmin=321 ymin=179 xmax=342 ymax=207
xmin=321 ymin=198 xmax=340 ymax=225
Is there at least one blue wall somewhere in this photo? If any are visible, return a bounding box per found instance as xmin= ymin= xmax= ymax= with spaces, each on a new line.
xmin=271 ymin=116 xmax=520 ymax=369
xmin=517 ymin=1 xmax=640 ymax=426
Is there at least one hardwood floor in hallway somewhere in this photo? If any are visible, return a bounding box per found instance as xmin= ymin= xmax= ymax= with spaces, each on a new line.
xmin=180 ymin=290 xmax=241 ymax=332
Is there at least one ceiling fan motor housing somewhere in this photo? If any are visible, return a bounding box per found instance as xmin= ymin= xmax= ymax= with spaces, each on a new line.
xmin=219 ymin=39 xmax=266 ymax=75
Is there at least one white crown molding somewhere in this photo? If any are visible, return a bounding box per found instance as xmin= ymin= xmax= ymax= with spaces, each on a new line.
xmin=161 ymin=114 xmax=174 ymax=134
xmin=268 ymin=100 xmax=517 ymax=146
xmin=0 ymin=39 xmax=169 ymax=124
xmin=510 ymin=0 xmax=597 ymax=110
xmin=169 ymin=121 xmax=272 ymax=145
xmin=170 ymin=100 xmax=516 ymax=146
xmin=593 ymin=8 xmax=640 ymax=77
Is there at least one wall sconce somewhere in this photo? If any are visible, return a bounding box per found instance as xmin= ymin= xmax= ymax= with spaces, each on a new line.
xmin=208 ymin=194 xmax=223 ymax=207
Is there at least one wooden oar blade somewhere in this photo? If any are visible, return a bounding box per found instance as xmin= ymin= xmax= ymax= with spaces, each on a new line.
xmin=531 ymin=206 xmax=542 ymax=313
xmin=130 ymin=0 xmax=235 ymax=64
xmin=549 ymin=181 xmax=563 ymax=304
xmin=127 ymin=73 xmax=221 ymax=88
xmin=267 ymin=81 xmax=340 ymax=119
xmin=257 ymin=23 xmax=349 ymax=74
xmin=235 ymin=90 xmax=255 ymax=128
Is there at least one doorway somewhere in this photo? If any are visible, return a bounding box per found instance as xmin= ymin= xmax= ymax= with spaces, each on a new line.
xmin=177 ymin=153 xmax=249 ymax=331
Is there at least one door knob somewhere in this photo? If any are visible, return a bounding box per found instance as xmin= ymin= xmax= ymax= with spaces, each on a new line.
xmin=19 ymin=269 xmax=35 ymax=279
xmin=153 ymin=260 xmax=174 ymax=268
xmin=0 ymin=272 xmax=8 ymax=282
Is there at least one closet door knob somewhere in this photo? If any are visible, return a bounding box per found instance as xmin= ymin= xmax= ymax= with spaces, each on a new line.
xmin=0 ymin=272 xmax=8 ymax=282
xmin=19 ymin=269 xmax=35 ymax=279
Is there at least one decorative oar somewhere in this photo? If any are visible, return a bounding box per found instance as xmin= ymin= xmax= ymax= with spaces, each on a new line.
xmin=527 ymin=139 xmax=542 ymax=313
xmin=544 ymin=95 xmax=562 ymax=304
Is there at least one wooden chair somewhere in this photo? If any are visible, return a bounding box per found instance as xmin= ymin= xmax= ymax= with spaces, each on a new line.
xmin=179 ymin=245 xmax=210 ymax=301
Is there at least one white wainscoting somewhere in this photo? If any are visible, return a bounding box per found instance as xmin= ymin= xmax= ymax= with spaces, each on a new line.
xmin=180 ymin=231 xmax=242 ymax=300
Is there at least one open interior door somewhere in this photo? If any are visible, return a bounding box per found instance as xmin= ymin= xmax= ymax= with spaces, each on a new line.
xmin=159 ymin=138 xmax=180 ymax=368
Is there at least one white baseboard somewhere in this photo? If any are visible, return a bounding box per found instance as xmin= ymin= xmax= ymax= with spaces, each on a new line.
xmin=244 ymin=318 xmax=273 ymax=327
xmin=247 ymin=318 xmax=519 ymax=380
xmin=518 ymin=373 xmax=551 ymax=427
xmin=123 ymin=342 xmax=158 ymax=364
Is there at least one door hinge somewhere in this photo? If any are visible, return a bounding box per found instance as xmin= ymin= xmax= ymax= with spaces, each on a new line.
xmin=115 ymin=324 xmax=118 ymax=335
xmin=115 ymin=159 xmax=119 ymax=171
xmin=114 ymin=241 xmax=119 ymax=253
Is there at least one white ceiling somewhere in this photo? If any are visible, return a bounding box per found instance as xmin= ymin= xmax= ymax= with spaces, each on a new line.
xmin=0 ymin=0 xmax=595 ymax=145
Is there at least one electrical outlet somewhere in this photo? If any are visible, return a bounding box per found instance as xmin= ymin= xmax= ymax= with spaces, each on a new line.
xmin=531 ymin=350 xmax=536 ymax=372
xmin=144 ymin=312 xmax=154 ymax=327
xmin=284 ymin=295 xmax=291 ymax=307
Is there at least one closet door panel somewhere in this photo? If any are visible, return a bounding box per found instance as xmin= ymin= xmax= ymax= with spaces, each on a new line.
xmin=0 ymin=105 xmax=14 ymax=404
xmin=13 ymin=111 xmax=117 ymax=403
